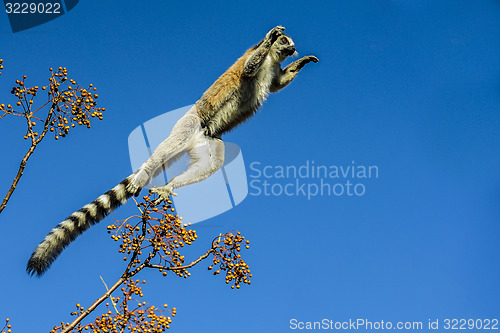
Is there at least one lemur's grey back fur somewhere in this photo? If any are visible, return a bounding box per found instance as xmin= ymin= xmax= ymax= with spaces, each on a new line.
xmin=26 ymin=176 xmax=134 ymax=276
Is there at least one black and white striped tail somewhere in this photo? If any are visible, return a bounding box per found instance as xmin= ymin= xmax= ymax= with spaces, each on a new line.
xmin=27 ymin=176 xmax=135 ymax=276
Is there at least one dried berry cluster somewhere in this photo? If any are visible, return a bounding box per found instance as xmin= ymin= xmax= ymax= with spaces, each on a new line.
xmin=0 ymin=61 xmax=107 ymax=215
xmin=50 ymin=195 xmax=251 ymax=332
xmin=0 ymin=59 xmax=3 ymax=75
xmin=0 ymin=65 xmax=105 ymax=140
xmin=0 ymin=318 xmax=11 ymax=333
xmin=209 ymin=232 xmax=252 ymax=289
xmin=108 ymin=195 xmax=252 ymax=288
xmin=107 ymin=196 xmax=199 ymax=278
xmin=51 ymin=279 xmax=175 ymax=333
xmin=46 ymin=67 xmax=105 ymax=138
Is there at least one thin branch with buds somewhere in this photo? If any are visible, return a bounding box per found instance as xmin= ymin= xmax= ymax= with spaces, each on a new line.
xmin=54 ymin=195 xmax=251 ymax=333
xmin=0 ymin=101 xmax=56 ymax=213
xmin=0 ymin=63 xmax=106 ymax=214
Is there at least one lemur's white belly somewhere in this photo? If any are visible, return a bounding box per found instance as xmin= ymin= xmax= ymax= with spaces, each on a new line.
xmin=254 ymin=56 xmax=275 ymax=104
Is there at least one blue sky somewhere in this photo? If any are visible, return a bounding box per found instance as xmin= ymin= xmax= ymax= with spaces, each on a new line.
xmin=1 ymin=1 xmax=500 ymax=332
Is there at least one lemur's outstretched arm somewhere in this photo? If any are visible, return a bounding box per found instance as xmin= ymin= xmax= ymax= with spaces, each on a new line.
xmin=244 ymin=26 xmax=285 ymax=76
xmin=271 ymin=55 xmax=319 ymax=92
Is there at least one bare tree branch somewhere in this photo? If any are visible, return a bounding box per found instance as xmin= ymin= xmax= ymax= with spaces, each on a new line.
xmin=0 ymin=102 xmax=56 ymax=213
xmin=54 ymin=196 xmax=250 ymax=332
xmin=0 ymin=66 xmax=105 ymax=214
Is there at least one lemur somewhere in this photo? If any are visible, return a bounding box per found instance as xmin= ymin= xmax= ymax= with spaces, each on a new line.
xmin=27 ymin=26 xmax=319 ymax=276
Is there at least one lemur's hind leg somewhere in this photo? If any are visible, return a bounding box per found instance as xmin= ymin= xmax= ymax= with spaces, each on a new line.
xmin=150 ymin=135 xmax=225 ymax=205
xmin=127 ymin=108 xmax=201 ymax=196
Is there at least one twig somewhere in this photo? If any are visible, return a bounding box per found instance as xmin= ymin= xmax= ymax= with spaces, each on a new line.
xmin=60 ymin=277 xmax=126 ymax=333
xmin=0 ymin=102 xmax=56 ymax=213
xmin=99 ymin=276 xmax=119 ymax=314
xmin=59 ymin=201 xmax=214 ymax=333
xmin=60 ymin=248 xmax=212 ymax=333
xmin=146 ymin=248 xmax=214 ymax=271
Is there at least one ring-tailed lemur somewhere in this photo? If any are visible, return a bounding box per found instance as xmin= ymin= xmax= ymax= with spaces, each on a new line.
xmin=27 ymin=26 xmax=319 ymax=276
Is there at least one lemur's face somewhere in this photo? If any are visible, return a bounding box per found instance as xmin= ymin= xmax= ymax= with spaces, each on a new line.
xmin=271 ymin=34 xmax=297 ymax=62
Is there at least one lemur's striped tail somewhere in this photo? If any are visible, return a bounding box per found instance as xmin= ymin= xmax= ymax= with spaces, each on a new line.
xmin=27 ymin=176 xmax=136 ymax=276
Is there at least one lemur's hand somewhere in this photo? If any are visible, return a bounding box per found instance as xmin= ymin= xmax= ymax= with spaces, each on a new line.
xmin=293 ymin=55 xmax=319 ymax=72
xmin=303 ymin=55 xmax=319 ymax=64
xmin=267 ymin=26 xmax=285 ymax=43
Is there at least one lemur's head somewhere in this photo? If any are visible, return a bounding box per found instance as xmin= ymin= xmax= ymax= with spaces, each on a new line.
xmin=271 ymin=34 xmax=298 ymax=62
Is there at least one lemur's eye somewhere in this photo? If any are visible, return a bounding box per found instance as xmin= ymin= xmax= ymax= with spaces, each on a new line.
xmin=281 ymin=37 xmax=288 ymax=44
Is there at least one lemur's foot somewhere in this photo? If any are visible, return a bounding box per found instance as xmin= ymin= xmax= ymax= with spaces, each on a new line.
xmin=149 ymin=185 xmax=175 ymax=205
xmin=127 ymin=169 xmax=149 ymax=197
